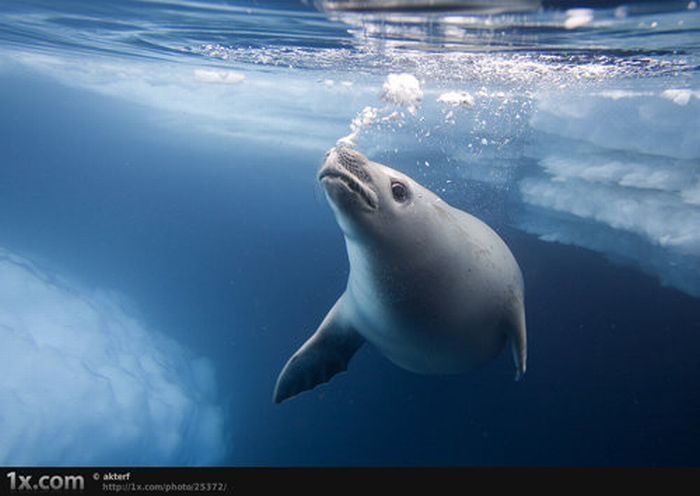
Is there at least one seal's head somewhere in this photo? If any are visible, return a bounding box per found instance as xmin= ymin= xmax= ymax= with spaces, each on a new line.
xmin=318 ymin=146 xmax=435 ymax=242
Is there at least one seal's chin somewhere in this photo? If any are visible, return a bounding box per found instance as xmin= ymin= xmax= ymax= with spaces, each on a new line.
xmin=318 ymin=167 xmax=378 ymax=210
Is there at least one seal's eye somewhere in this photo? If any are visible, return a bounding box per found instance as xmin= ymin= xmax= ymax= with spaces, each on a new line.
xmin=391 ymin=181 xmax=408 ymax=202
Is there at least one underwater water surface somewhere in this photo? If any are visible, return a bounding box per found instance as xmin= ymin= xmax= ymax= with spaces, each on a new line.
xmin=0 ymin=0 xmax=699 ymax=466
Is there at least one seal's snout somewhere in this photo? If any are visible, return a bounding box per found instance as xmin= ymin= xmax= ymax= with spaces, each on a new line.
xmin=320 ymin=147 xmax=371 ymax=182
xmin=318 ymin=147 xmax=378 ymax=210
xmin=334 ymin=146 xmax=371 ymax=182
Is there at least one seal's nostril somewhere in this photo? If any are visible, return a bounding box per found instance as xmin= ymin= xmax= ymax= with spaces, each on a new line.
xmin=336 ymin=147 xmax=371 ymax=182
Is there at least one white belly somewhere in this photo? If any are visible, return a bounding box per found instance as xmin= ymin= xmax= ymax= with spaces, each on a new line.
xmin=346 ymin=276 xmax=509 ymax=375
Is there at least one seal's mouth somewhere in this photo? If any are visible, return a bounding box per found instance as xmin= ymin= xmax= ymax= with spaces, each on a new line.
xmin=318 ymin=167 xmax=378 ymax=210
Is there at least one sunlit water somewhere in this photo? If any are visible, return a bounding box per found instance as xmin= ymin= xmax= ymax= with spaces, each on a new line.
xmin=0 ymin=0 xmax=698 ymax=466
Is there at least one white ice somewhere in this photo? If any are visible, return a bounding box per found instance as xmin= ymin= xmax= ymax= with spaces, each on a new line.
xmin=0 ymin=249 xmax=227 ymax=465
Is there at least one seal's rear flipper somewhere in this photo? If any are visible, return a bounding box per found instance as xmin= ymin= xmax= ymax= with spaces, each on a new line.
xmin=274 ymin=297 xmax=364 ymax=404
xmin=509 ymin=304 xmax=527 ymax=381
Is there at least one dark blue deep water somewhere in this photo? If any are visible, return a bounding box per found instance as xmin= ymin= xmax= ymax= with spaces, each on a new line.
xmin=0 ymin=0 xmax=699 ymax=466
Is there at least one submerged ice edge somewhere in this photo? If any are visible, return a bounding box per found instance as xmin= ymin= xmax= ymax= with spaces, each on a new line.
xmin=1 ymin=47 xmax=699 ymax=299
xmin=0 ymin=247 xmax=228 ymax=465
xmin=518 ymin=87 xmax=700 ymax=297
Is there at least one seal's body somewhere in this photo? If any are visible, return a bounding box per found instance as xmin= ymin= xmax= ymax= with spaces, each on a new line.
xmin=274 ymin=147 xmax=527 ymax=403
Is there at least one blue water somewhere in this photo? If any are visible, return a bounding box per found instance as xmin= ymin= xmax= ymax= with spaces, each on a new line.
xmin=0 ymin=0 xmax=699 ymax=466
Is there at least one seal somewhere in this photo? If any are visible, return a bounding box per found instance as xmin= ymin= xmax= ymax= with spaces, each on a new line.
xmin=274 ymin=146 xmax=527 ymax=403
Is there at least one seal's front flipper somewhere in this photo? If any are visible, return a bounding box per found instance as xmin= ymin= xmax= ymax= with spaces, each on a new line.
xmin=274 ymin=297 xmax=364 ymax=404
